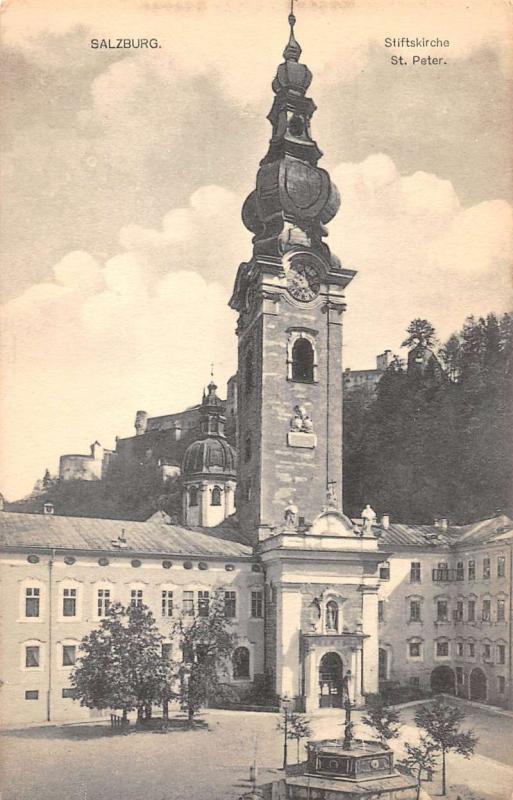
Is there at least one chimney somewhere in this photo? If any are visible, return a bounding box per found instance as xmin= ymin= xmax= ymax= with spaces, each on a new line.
xmin=376 ymin=350 xmax=392 ymax=371
xmin=381 ymin=514 xmax=390 ymax=530
xmin=135 ymin=410 xmax=148 ymax=436
xmin=43 ymin=502 xmax=54 ymax=515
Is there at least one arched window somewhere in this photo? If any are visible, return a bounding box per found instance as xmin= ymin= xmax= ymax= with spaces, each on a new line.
xmin=244 ymin=435 xmax=252 ymax=463
xmin=292 ymin=338 xmax=314 ymax=382
xmin=232 ymin=646 xmax=250 ymax=679
xmin=325 ymin=600 xmax=339 ymax=632
xmin=245 ymin=349 xmax=254 ymax=395
xmin=211 ymin=486 xmax=222 ymax=506
xmin=189 ymin=486 xmax=198 ymax=507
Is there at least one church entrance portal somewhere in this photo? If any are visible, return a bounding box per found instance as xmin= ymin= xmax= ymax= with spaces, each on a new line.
xmin=319 ymin=652 xmax=343 ymax=708
xmin=469 ymin=668 xmax=487 ymax=701
xmin=430 ymin=666 xmax=456 ymax=695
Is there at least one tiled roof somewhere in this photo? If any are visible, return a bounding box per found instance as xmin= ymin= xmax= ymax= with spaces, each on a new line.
xmin=0 ymin=512 xmax=252 ymax=559
xmin=379 ymin=515 xmax=513 ymax=550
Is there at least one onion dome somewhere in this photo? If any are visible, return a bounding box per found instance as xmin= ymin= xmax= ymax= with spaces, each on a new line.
xmin=181 ymin=377 xmax=237 ymax=477
xmin=272 ymin=12 xmax=312 ymax=95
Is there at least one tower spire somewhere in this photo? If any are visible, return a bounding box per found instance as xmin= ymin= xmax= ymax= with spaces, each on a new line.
xmin=283 ymin=0 xmax=301 ymax=62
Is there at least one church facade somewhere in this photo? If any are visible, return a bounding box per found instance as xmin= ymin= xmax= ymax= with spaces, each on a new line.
xmin=0 ymin=14 xmax=512 ymax=727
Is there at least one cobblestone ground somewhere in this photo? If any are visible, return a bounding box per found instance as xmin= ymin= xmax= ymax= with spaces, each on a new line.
xmin=0 ymin=702 xmax=512 ymax=800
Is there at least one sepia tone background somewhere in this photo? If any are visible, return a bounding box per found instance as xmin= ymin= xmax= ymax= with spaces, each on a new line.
xmin=1 ymin=0 xmax=512 ymax=499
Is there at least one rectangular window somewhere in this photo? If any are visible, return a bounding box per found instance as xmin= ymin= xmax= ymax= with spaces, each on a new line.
xmin=25 ymin=645 xmax=40 ymax=668
xmin=436 ymin=600 xmax=448 ymax=621
xmin=468 ymin=600 xmax=476 ymax=622
xmin=161 ymin=590 xmax=173 ymax=617
xmin=25 ymin=587 xmax=40 ymax=618
xmin=378 ymin=600 xmax=384 ymax=622
xmin=130 ymin=589 xmax=143 ymax=608
xmin=497 ymin=645 xmax=506 ymax=665
xmin=251 ymin=590 xmax=263 ymax=619
xmin=482 ymin=599 xmax=491 ymax=621
xmin=483 ymin=644 xmax=491 ymax=660
xmin=25 ymin=690 xmax=39 ymax=700
xmin=497 ymin=556 xmax=506 ymax=578
xmin=62 ymin=588 xmax=77 ymax=617
xmin=62 ymin=645 xmax=76 ymax=667
xmin=198 ymin=591 xmax=210 ymax=617
xmin=436 ymin=641 xmax=449 ymax=657
xmin=162 ymin=643 xmax=172 ymax=661
xmin=410 ymin=562 xmax=421 ymax=583
xmin=468 ymin=642 xmax=475 ymax=658
xmin=62 ymin=688 xmax=77 ymax=699
xmin=497 ymin=599 xmax=505 ymax=622
xmin=457 ymin=642 xmax=464 ymax=657
xmin=455 ymin=601 xmax=464 ymax=622
xmin=224 ymin=591 xmax=236 ymax=619
xmin=183 ymin=590 xmax=194 ymax=616
xmin=379 ymin=561 xmax=390 ymax=580
xmin=455 ymin=667 xmax=464 ymax=685
xmin=409 ymin=600 xmax=421 ymax=622
xmin=483 ymin=558 xmax=491 ymax=579
xmin=468 ymin=560 xmax=475 ymax=580
xmin=409 ymin=642 xmax=421 ymax=657
xmin=97 ymin=589 xmax=110 ymax=618
xmin=456 ymin=562 xmax=464 ymax=581
xmin=498 ymin=676 xmax=506 ymax=694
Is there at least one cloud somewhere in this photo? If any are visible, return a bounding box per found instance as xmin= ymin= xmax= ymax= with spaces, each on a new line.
xmin=1 ymin=158 xmax=512 ymax=500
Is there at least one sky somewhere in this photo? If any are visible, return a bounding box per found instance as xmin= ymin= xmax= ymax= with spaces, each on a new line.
xmin=1 ymin=0 xmax=512 ymax=499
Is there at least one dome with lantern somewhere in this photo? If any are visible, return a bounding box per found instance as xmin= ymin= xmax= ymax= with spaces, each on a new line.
xmin=181 ymin=381 xmax=237 ymax=478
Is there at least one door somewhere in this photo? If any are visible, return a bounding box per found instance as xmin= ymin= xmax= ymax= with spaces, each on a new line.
xmin=318 ymin=652 xmax=343 ymax=708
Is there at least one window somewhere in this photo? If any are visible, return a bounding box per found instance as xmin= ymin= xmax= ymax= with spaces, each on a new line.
xmin=456 ymin=642 xmax=464 ymax=657
xmin=497 ymin=645 xmax=506 ymax=665
xmin=410 ymin=562 xmax=421 ymax=583
xmin=483 ymin=643 xmax=491 ymax=661
xmin=455 ymin=667 xmax=464 ymax=685
xmin=482 ymin=599 xmax=491 ymax=621
xmin=436 ymin=641 xmax=449 ymax=657
xmin=97 ymin=588 xmax=110 ymax=618
xmin=409 ymin=677 xmax=420 ymax=687
xmin=224 ymin=591 xmax=236 ymax=619
xmin=198 ymin=591 xmax=210 ymax=617
xmin=455 ymin=601 xmax=464 ymax=622
xmin=62 ymin=688 xmax=77 ymax=699
xmin=497 ymin=556 xmax=506 ymax=578
xmin=25 ymin=690 xmax=39 ymax=700
xmin=25 ymin=587 xmax=40 ymax=618
xmin=456 ymin=562 xmax=464 ymax=581
xmin=325 ymin=600 xmax=339 ymax=632
xmin=211 ymin=487 xmax=222 ymax=507
xmin=62 ymin=645 xmax=76 ymax=667
xmin=244 ymin=436 xmax=252 ymax=463
xmin=468 ymin=600 xmax=476 ymax=622
xmin=436 ymin=600 xmax=448 ymax=622
xmin=378 ymin=600 xmax=384 ymax=622
xmin=468 ymin=560 xmax=475 ymax=580
xmin=379 ymin=561 xmax=390 ymax=580
xmin=183 ymin=590 xmax=194 ymax=616
xmin=291 ymin=338 xmax=314 ymax=383
xmin=409 ymin=600 xmax=421 ymax=622
xmin=409 ymin=642 xmax=421 ymax=658
xmin=162 ymin=643 xmax=172 ymax=661
xmin=232 ymin=646 xmax=250 ymax=679
xmin=63 ymin=588 xmax=77 ymax=617
xmin=162 ymin=590 xmax=173 ymax=617
xmin=251 ymin=590 xmax=263 ymax=619
xmin=483 ymin=558 xmax=491 ymax=579
xmin=25 ymin=645 xmax=40 ymax=668
xmin=245 ymin=349 xmax=254 ymax=395
xmin=468 ymin=642 xmax=475 ymax=658
xmin=189 ymin=487 xmax=198 ymax=507
xmin=497 ymin=599 xmax=505 ymax=622
xmin=498 ymin=676 xmax=506 ymax=694
xmin=130 ymin=589 xmax=143 ymax=608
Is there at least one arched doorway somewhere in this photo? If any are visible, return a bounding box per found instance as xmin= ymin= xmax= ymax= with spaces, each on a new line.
xmin=378 ymin=648 xmax=388 ymax=680
xmin=469 ymin=668 xmax=487 ymax=701
xmin=318 ymin=652 xmax=343 ymax=708
xmin=430 ymin=666 xmax=456 ymax=695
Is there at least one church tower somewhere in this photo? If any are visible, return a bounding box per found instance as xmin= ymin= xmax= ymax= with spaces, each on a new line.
xmin=230 ymin=10 xmax=383 ymax=712
xmin=229 ymin=10 xmax=355 ymax=543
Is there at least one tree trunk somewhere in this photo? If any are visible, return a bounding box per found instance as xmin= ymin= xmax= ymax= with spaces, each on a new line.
xmin=297 ymin=738 xmax=300 ymax=764
xmin=122 ymin=708 xmax=128 ymax=722
xmin=441 ymin=748 xmax=446 ymax=795
xmin=145 ymin=704 xmax=152 ymax=720
xmin=416 ymin=767 xmax=421 ymax=800
xmin=137 ymin=706 xmax=144 ymax=724
xmin=162 ymin=699 xmax=169 ymax=721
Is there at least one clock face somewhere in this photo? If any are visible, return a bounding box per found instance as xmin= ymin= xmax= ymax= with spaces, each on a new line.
xmin=287 ymin=262 xmax=321 ymax=302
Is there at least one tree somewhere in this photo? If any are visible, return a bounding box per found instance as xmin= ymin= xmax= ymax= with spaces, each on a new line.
xmin=277 ymin=708 xmax=311 ymax=766
xmin=413 ymin=701 xmax=478 ymax=795
xmin=396 ymin=737 xmax=439 ymax=800
xmin=361 ymin=693 xmax=402 ymax=746
xmin=402 ymin=319 xmax=437 ymax=349
xmin=72 ymin=603 xmax=174 ymax=724
xmin=171 ymin=590 xmax=236 ymax=724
